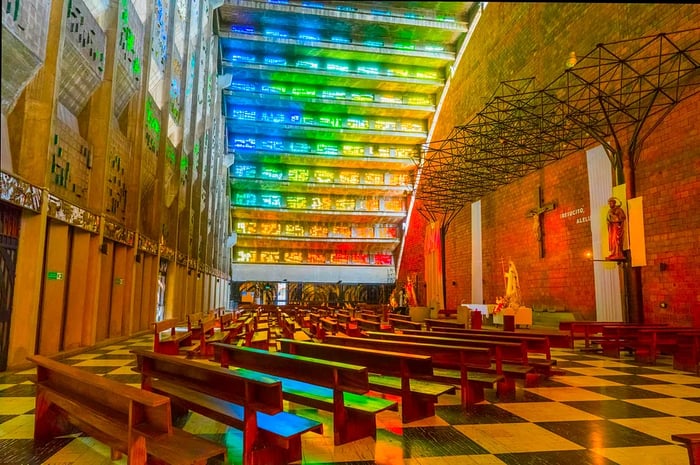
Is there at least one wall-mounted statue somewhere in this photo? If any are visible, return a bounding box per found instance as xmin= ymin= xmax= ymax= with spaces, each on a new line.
xmin=606 ymin=197 xmax=626 ymax=261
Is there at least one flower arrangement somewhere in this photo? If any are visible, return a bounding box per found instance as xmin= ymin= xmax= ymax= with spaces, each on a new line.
xmin=494 ymin=296 xmax=505 ymax=314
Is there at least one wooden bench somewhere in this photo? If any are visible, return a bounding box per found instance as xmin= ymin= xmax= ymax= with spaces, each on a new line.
xmin=248 ymin=327 xmax=271 ymax=350
xmin=313 ymin=316 xmax=339 ymax=341
xmin=402 ymin=328 xmax=560 ymax=377
xmin=212 ymin=342 xmax=397 ymax=445
xmin=279 ymin=313 xmax=296 ymax=338
xmin=278 ymin=338 xmax=456 ymax=423
xmin=388 ymin=313 xmax=412 ymax=322
xmin=591 ymin=324 xmax=671 ymax=358
xmin=359 ymin=312 xmax=381 ymax=323
xmin=674 ymin=332 xmax=700 ymax=373
xmin=217 ymin=311 xmax=234 ymax=329
xmin=416 ymin=328 xmax=551 ymax=357
xmin=354 ymin=317 xmax=393 ymax=333
xmin=562 ymin=321 xmax=621 ymax=349
xmin=152 ymin=318 xmax=192 ymax=355
xmin=187 ymin=312 xmax=216 ymax=339
xmin=324 ymin=335 xmax=503 ymax=405
xmin=633 ymin=327 xmax=700 ymax=364
xmin=29 ymin=354 xmax=225 ymax=465
xmin=279 ymin=313 xmax=311 ymax=341
xmin=424 ymin=318 xmax=465 ymax=330
xmin=333 ymin=313 xmax=362 ymax=337
xmin=186 ymin=317 xmax=232 ymax=358
xmin=131 ymin=349 xmax=322 ymax=464
xmin=672 ymin=433 xmax=700 ymax=464
xmin=562 ymin=321 xmax=668 ymax=350
xmin=389 ymin=317 xmax=424 ymax=331
xmin=364 ymin=331 xmax=537 ymax=392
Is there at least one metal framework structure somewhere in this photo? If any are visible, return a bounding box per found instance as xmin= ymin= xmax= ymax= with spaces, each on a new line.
xmin=416 ymin=28 xmax=700 ymax=221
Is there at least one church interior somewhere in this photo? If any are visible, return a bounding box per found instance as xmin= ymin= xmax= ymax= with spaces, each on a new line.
xmin=1 ymin=1 xmax=700 ymax=464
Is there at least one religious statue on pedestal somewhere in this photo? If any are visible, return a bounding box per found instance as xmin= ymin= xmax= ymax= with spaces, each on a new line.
xmin=606 ymin=197 xmax=627 ymax=261
xmin=492 ymin=260 xmax=533 ymax=328
xmin=504 ymin=260 xmax=522 ymax=310
xmin=495 ymin=260 xmax=522 ymax=312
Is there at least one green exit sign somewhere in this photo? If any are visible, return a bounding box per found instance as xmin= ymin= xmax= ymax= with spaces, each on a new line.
xmin=47 ymin=271 xmax=64 ymax=280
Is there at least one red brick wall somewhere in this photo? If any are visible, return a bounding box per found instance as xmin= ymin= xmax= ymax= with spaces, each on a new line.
xmin=634 ymin=96 xmax=700 ymax=324
xmin=398 ymin=202 xmax=428 ymax=305
xmin=400 ymin=4 xmax=700 ymax=322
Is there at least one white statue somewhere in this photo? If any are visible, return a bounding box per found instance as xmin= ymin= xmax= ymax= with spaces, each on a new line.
xmin=504 ymin=260 xmax=522 ymax=309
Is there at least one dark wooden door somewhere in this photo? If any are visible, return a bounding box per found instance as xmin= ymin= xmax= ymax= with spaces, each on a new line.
xmin=0 ymin=203 xmax=21 ymax=371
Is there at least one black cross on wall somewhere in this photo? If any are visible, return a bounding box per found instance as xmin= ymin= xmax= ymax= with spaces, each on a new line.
xmin=526 ymin=186 xmax=556 ymax=258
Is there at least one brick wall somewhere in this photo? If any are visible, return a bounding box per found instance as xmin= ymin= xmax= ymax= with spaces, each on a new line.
xmin=400 ymin=3 xmax=700 ymax=322
xmin=634 ymin=96 xmax=700 ymax=323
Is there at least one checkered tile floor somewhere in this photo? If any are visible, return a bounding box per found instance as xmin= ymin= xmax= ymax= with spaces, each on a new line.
xmin=1 ymin=331 xmax=698 ymax=465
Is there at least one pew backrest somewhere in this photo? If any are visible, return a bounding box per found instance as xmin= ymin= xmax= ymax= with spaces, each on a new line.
xmin=212 ymin=342 xmax=369 ymax=394
xmin=27 ymin=354 xmax=227 ymax=465
xmin=132 ymin=348 xmax=283 ymax=414
xmin=278 ymin=338 xmax=434 ymax=378
xmin=402 ymin=328 xmax=551 ymax=360
xmin=323 ymin=335 xmax=492 ymax=371
xmin=365 ymin=331 xmax=528 ymax=366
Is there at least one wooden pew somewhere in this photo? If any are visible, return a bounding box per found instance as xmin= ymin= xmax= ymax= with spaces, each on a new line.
xmin=333 ymin=313 xmax=362 ymax=337
xmin=131 ymin=349 xmax=322 ymax=465
xmin=672 ymin=433 xmax=700 ymax=465
xmin=187 ymin=311 xmax=217 ymax=339
xmin=217 ymin=311 xmax=234 ymax=329
xmin=674 ymin=332 xmax=700 ymax=373
xmin=592 ymin=324 xmax=670 ymax=358
xmin=196 ymin=316 xmax=233 ymax=358
xmin=633 ymin=327 xmax=700 ymax=364
xmin=313 ymin=316 xmax=339 ymax=341
xmin=354 ymin=317 xmax=392 ymax=333
xmin=28 ymin=354 xmax=225 ymax=465
xmin=364 ymin=331 xmax=537 ymax=391
xmin=416 ymin=328 xmax=552 ymax=357
xmin=220 ymin=312 xmax=251 ymax=341
xmin=562 ymin=321 xmax=621 ymax=348
xmin=278 ymin=338 xmax=456 ymax=423
xmin=248 ymin=326 xmax=271 ymax=350
xmin=152 ymin=318 xmax=192 ymax=355
xmin=388 ymin=313 xmax=412 ymax=322
xmin=424 ymin=318 xmax=466 ymax=330
xmin=279 ymin=313 xmax=311 ymax=341
xmin=212 ymin=342 xmax=397 ymax=445
xmin=323 ymin=335 xmax=503 ymax=404
xmin=359 ymin=312 xmax=381 ymax=323
xmin=400 ymin=328 xmax=559 ymax=376
xmin=389 ymin=318 xmax=423 ymax=331
xmin=561 ymin=321 xmax=668 ymax=349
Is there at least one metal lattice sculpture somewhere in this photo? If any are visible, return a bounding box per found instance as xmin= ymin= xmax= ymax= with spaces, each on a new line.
xmin=416 ymin=28 xmax=700 ymax=209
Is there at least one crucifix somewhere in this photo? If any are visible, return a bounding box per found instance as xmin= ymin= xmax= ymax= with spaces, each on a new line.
xmin=526 ymin=186 xmax=556 ymax=258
